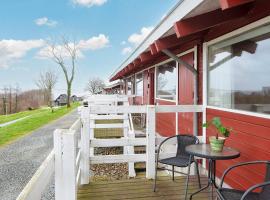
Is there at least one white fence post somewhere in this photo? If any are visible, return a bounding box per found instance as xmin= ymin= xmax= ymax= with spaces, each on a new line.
xmin=124 ymin=102 xmax=135 ymax=177
xmin=54 ymin=129 xmax=77 ymax=200
xmin=80 ymin=108 xmax=90 ymax=185
xmin=146 ymin=105 xmax=156 ymax=179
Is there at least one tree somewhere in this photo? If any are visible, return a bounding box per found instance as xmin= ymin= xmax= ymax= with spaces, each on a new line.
xmin=1 ymin=87 xmax=8 ymax=115
xmin=14 ymin=84 xmax=20 ymax=113
xmin=85 ymin=77 xmax=105 ymax=94
xmin=36 ymin=70 xmax=58 ymax=110
xmin=46 ymin=37 xmax=78 ymax=108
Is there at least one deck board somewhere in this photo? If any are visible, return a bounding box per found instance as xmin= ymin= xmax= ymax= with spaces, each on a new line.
xmin=78 ymin=175 xmax=214 ymax=200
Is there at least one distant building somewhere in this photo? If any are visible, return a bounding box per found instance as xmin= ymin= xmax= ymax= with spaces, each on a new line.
xmin=103 ymin=81 xmax=124 ymax=94
xmin=54 ymin=94 xmax=82 ymax=106
xmin=54 ymin=94 xmax=68 ymax=106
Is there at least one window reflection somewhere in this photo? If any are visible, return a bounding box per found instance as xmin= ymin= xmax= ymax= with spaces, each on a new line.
xmin=135 ymin=73 xmax=143 ymax=96
xmin=156 ymin=61 xmax=177 ymax=101
xmin=208 ymin=24 xmax=270 ymax=114
xmin=126 ymin=76 xmax=134 ymax=95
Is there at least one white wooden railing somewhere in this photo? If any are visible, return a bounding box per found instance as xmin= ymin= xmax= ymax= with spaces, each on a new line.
xmin=16 ymin=116 xmax=82 ymax=200
xmin=54 ymin=118 xmax=82 ymax=200
xmin=16 ymin=151 xmax=54 ymax=200
xmin=16 ymin=95 xmax=205 ymax=200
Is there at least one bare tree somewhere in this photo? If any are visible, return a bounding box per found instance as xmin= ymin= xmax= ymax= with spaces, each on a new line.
xmin=85 ymin=77 xmax=105 ymax=94
xmin=46 ymin=37 xmax=78 ymax=108
xmin=36 ymin=70 xmax=58 ymax=110
xmin=1 ymin=87 xmax=8 ymax=115
xmin=14 ymin=84 xmax=20 ymax=113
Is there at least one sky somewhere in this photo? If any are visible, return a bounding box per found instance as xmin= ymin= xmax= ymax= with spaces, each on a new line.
xmin=0 ymin=0 xmax=178 ymax=97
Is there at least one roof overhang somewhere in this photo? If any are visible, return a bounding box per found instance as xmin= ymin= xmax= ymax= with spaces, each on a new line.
xmin=109 ymin=0 xmax=260 ymax=81
xmin=109 ymin=0 xmax=208 ymax=80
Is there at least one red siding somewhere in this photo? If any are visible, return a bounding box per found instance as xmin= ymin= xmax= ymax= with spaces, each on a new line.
xmin=134 ymin=96 xmax=143 ymax=105
xmin=156 ymin=99 xmax=176 ymax=136
xmin=178 ymin=53 xmax=195 ymax=135
xmin=206 ymin=108 xmax=270 ymax=190
xmin=142 ymin=68 xmax=155 ymax=105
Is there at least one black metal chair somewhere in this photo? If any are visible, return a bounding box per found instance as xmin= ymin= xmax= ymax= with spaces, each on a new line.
xmin=217 ymin=161 xmax=270 ymax=200
xmin=153 ymin=134 xmax=201 ymax=200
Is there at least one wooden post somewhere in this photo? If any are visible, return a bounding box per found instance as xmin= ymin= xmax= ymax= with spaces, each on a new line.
xmin=146 ymin=105 xmax=156 ymax=179
xmin=124 ymin=101 xmax=135 ymax=177
xmin=54 ymin=129 xmax=77 ymax=200
xmin=80 ymin=108 xmax=90 ymax=185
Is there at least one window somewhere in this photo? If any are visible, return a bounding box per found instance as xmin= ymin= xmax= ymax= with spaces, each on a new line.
xmin=208 ymin=23 xmax=270 ymax=114
xmin=156 ymin=61 xmax=177 ymax=101
xmin=126 ymin=76 xmax=134 ymax=95
xmin=135 ymin=73 xmax=143 ymax=96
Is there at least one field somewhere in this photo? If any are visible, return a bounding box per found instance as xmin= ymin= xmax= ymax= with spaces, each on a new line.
xmin=0 ymin=103 xmax=80 ymax=147
xmin=0 ymin=108 xmax=49 ymax=125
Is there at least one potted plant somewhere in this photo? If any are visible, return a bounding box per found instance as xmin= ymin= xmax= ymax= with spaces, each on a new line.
xmin=203 ymin=117 xmax=232 ymax=152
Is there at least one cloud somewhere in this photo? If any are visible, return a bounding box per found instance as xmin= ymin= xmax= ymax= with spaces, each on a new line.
xmin=121 ymin=26 xmax=154 ymax=56
xmin=0 ymin=39 xmax=45 ymax=68
xmin=37 ymin=34 xmax=109 ymax=59
xmin=128 ymin=26 xmax=154 ymax=46
xmin=121 ymin=47 xmax=132 ymax=55
xmin=35 ymin=17 xmax=58 ymax=27
xmin=72 ymin=0 xmax=107 ymax=7
xmin=77 ymin=34 xmax=109 ymax=50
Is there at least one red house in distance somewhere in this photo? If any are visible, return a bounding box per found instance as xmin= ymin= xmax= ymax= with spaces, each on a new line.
xmin=109 ymin=0 xmax=270 ymax=190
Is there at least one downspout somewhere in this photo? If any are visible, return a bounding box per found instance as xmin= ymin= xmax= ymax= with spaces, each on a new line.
xmin=162 ymin=49 xmax=198 ymax=136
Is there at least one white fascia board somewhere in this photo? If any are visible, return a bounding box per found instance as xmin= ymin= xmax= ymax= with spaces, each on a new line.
xmin=109 ymin=0 xmax=205 ymax=79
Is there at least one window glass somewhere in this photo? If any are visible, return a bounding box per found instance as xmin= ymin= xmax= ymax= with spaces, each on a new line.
xmin=126 ymin=76 xmax=134 ymax=95
xmin=136 ymin=73 xmax=143 ymax=96
xmin=156 ymin=61 xmax=177 ymax=100
xmin=208 ymin=24 xmax=270 ymax=114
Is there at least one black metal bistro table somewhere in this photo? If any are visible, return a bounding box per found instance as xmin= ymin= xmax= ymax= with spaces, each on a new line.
xmin=185 ymin=144 xmax=240 ymax=200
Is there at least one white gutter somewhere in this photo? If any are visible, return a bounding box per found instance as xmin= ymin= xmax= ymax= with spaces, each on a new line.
xmin=109 ymin=0 xmax=205 ymax=80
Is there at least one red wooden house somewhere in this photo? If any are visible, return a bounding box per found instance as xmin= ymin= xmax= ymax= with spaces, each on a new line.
xmin=109 ymin=0 xmax=270 ymax=190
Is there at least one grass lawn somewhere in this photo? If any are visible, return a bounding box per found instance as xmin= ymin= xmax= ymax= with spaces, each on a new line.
xmin=0 ymin=103 xmax=80 ymax=147
xmin=0 ymin=108 xmax=49 ymax=124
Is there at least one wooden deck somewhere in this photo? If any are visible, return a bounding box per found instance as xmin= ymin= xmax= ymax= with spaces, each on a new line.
xmin=78 ymin=174 xmax=213 ymax=200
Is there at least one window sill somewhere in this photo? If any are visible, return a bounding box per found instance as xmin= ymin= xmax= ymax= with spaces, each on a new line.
xmin=206 ymin=106 xmax=270 ymax=120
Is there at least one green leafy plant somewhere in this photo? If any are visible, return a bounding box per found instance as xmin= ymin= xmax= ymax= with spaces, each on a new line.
xmin=203 ymin=117 xmax=232 ymax=139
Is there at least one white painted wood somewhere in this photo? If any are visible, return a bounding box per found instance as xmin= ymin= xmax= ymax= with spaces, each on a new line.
xmin=16 ymin=151 xmax=54 ymax=200
xmin=76 ymin=150 xmax=81 ymax=173
xmin=90 ymin=138 xmax=147 ymax=147
xmin=89 ymin=105 xmax=147 ymax=114
xmin=54 ymin=129 xmax=77 ymax=200
xmin=91 ymin=114 xmax=126 ymax=120
xmin=89 ymin=115 xmax=95 ymax=179
xmin=156 ymin=105 xmax=203 ymax=113
xmin=90 ymin=154 xmax=146 ymax=164
xmin=69 ymin=119 xmax=81 ymax=132
xmin=146 ymin=105 xmax=156 ymax=179
xmin=93 ymin=123 xmax=128 ymax=129
xmin=126 ymin=111 xmax=136 ymax=178
xmin=80 ymin=108 xmax=90 ymax=185
xmin=76 ymin=169 xmax=81 ymax=186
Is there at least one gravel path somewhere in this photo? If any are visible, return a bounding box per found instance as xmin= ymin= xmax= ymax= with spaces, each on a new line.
xmin=0 ymin=110 xmax=79 ymax=200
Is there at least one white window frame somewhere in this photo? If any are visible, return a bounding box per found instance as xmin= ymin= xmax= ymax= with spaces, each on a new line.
xmin=135 ymin=72 xmax=143 ymax=96
xmin=154 ymin=48 xmax=196 ymax=103
xmin=203 ymin=15 xmax=270 ymax=120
